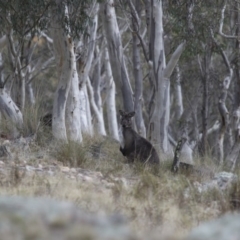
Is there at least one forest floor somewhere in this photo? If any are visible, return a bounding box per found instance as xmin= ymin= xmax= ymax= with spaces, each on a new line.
xmin=0 ymin=133 xmax=239 ymax=240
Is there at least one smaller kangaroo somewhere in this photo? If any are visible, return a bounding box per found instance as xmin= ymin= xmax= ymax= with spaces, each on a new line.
xmin=119 ymin=110 xmax=160 ymax=165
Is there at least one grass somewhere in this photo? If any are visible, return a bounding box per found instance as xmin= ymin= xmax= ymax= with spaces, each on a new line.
xmin=0 ymin=134 xmax=239 ymax=239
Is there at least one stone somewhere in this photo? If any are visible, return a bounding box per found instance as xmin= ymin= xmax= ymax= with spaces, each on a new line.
xmin=0 ymin=196 xmax=135 ymax=240
xmin=187 ymin=213 xmax=240 ymax=240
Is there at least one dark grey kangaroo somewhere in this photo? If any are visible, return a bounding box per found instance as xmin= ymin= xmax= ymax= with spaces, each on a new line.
xmin=119 ymin=110 xmax=160 ymax=165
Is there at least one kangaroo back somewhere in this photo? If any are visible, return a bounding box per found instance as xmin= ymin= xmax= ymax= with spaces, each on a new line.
xmin=119 ymin=110 xmax=160 ymax=165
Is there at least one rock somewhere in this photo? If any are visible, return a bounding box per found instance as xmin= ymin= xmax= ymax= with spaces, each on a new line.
xmin=60 ymin=166 xmax=70 ymax=173
xmin=0 ymin=145 xmax=10 ymax=158
xmin=180 ymin=143 xmax=194 ymax=165
xmin=187 ymin=213 xmax=240 ymax=240
xmin=213 ymin=172 xmax=237 ymax=190
xmin=0 ymin=196 xmax=135 ymax=240
xmin=191 ymin=172 xmax=236 ymax=194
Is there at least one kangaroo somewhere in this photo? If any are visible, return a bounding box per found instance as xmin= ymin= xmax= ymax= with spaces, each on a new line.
xmin=119 ymin=110 xmax=160 ymax=165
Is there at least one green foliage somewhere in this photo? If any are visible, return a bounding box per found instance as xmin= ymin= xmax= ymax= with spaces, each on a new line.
xmin=0 ymin=0 xmax=99 ymax=39
xmin=0 ymin=0 xmax=52 ymax=36
xmin=166 ymin=0 xmax=223 ymax=58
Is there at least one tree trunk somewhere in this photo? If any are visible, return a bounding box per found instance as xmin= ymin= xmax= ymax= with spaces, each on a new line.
xmin=218 ymin=70 xmax=233 ymax=165
xmin=104 ymin=47 xmax=119 ymax=141
xmin=132 ymin=0 xmax=146 ymax=138
xmin=87 ymin=77 xmax=106 ymax=136
xmin=200 ymin=49 xmax=212 ymax=156
xmin=227 ymin=107 xmax=240 ymax=171
xmin=51 ymin=4 xmax=74 ymax=141
xmin=147 ymin=0 xmax=185 ymax=157
xmin=76 ymin=3 xmax=99 ymax=135
xmin=0 ymin=88 xmax=23 ymax=138
xmin=173 ymin=64 xmax=183 ymax=120
xmin=101 ymin=0 xmax=134 ymax=112
xmin=65 ymin=56 xmax=82 ymax=143
xmin=92 ymin=46 xmax=102 ymax=110
xmin=79 ymin=85 xmax=93 ymax=136
xmin=25 ymin=66 xmax=35 ymax=106
xmin=7 ymin=32 xmax=25 ymax=111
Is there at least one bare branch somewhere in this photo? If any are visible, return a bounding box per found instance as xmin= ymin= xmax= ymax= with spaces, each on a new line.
xmin=128 ymin=0 xmax=149 ymax=62
xmin=27 ymin=56 xmax=55 ymax=84
xmin=41 ymin=32 xmax=53 ymax=44
xmin=211 ymin=29 xmax=232 ymax=75
xmin=164 ymin=41 xmax=186 ymax=78
xmin=219 ymin=1 xmax=238 ymax=39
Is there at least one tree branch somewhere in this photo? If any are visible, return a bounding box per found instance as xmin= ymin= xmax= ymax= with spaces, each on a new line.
xmin=219 ymin=1 xmax=238 ymax=39
xmin=164 ymin=41 xmax=186 ymax=78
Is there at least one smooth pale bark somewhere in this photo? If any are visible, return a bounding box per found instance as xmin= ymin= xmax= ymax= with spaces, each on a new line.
xmin=7 ymin=32 xmax=25 ymax=110
xmin=25 ymin=66 xmax=35 ymax=106
xmin=233 ymin=0 xmax=240 ymax=108
xmin=0 ymin=88 xmax=23 ymax=138
xmin=65 ymin=59 xmax=82 ymax=142
xmin=92 ymin=46 xmax=102 ymax=110
xmin=26 ymin=83 xmax=35 ymax=106
xmin=171 ymin=65 xmax=193 ymax=165
xmin=77 ymin=3 xmax=99 ymax=135
xmin=227 ymin=107 xmax=240 ymax=171
xmin=131 ymin=0 xmax=146 ymax=138
xmin=147 ymin=0 xmax=185 ymax=157
xmin=101 ymin=0 xmax=134 ymax=112
xmin=51 ymin=5 xmax=74 ymax=141
xmin=79 ymin=85 xmax=93 ymax=136
xmin=218 ymin=70 xmax=233 ymax=164
xmin=104 ymin=47 xmax=119 ymax=141
xmin=87 ymin=77 xmax=106 ymax=136
xmin=173 ymin=64 xmax=183 ymax=120
xmin=90 ymin=46 xmax=107 ymax=136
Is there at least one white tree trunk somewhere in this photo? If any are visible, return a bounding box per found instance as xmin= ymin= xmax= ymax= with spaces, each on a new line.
xmin=79 ymin=85 xmax=93 ymax=135
xmin=7 ymin=31 xmax=26 ymax=110
xmin=131 ymin=0 xmax=147 ymax=138
xmin=174 ymin=64 xmax=183 ymax=120
xmin=91 ymin=46 xmax=102 ymax=110
xmin=26 ymin=83 xmax=35 ymax=106
xmin=148 ymin=0 xmax=185 ymax=157
xmin=65 ymin=58 xmax=82 ymax=142
xmin=76 ymin=3 xmax=99 ymax=136
xmin=101 ymin=0 xmax=134 ymax=112
xmin=0 ymin=88 xmax=23 ymax=138
xmin=104 ymin=47 xmax=119 ymax=141
xmin=25 ymin=66 xmax=35 ymax=106
xmin=87 ymin=77 xmax=106 ymax=136
xmin=51 ymin=4 xmax=74 ymax=141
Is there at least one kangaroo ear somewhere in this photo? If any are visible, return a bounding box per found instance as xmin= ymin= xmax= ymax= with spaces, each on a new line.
xmin=119 ymin=109 xmax=124 ymax=116
xmin=128 ymin=111 xmax=135 ymax=118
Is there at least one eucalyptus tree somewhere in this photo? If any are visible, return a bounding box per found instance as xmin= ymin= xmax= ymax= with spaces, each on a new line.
xmin=75 ymin=2 xmax=99 ymax=136
xmin=101 ymin=0 xmax=134 ymax=113
xmin=166 ymin=0 xmax=240 ymax=167
xmin=0 ymin=0 xmax=102 ymax=141
xmin=145 ymin=0 xmax=186 ymax=157
xmin=0 ymin=0 xmax=52 ymax=137
xmin=128 ymin=0 xmax=147 ymax=138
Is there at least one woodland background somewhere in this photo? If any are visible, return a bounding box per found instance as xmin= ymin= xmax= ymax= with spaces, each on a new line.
xmin=0 ymin=1 xmax=239 ymax=239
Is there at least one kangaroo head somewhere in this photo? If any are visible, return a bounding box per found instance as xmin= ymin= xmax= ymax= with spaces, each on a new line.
xmin=119 ymin=110 xmax=135 ymax=128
